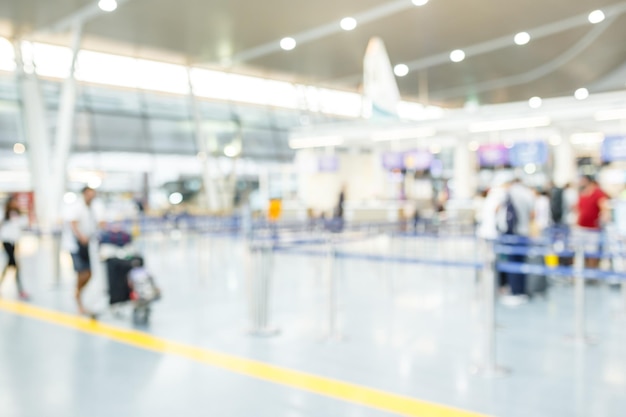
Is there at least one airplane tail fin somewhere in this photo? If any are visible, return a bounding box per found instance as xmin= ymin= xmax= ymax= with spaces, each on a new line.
xmin=362 ymin=37 xmax=401 ymax=119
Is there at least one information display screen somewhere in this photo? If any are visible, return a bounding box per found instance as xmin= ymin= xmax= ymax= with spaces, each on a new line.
xmin=601 ymin=136 xmax=626 ymax=162
xmin=477 ymin=144 xmax=509 ymax=167
xmin=509 ymin=141 xmax=548 ymax=167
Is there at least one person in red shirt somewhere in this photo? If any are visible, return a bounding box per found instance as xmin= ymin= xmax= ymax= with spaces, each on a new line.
xmin=576 ymin=175 xmax=609 ymax=268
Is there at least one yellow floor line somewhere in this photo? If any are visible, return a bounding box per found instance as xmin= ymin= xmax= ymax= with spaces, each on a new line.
xmin=0 ymin=299 xmax=490 ymax=417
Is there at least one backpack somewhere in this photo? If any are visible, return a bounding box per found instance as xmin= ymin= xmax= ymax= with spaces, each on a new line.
xmin=497 ymin=194 xmax=518 ymax=235
xmin=549 ymin=187 xmax=564 ymax=224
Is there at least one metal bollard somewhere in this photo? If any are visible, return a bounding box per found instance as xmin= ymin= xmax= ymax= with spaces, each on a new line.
xmin=474 ymin=239 xmax=509 ymax=377
xmin=247 ymin=241 xmax=279 ymax=337
xmin=325 ymin=237 xmax=342 ymax=340
xmin=621 ymin=280 xmax=626 ymax=316
xmin=570 ymin=244 xmax=593 ymax=345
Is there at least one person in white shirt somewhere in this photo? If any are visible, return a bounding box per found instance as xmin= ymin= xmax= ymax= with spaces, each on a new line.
xmin=533 ymin=189 xmax=551 ymax=234
xmin=62 ymin=187 xmax=105 ymax=315
xmin=0 ymin=195 xmax=29 ymax=300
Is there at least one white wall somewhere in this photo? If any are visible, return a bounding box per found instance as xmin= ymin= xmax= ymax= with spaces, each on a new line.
xmin=297 ymin=151 xmax=387 ymax=213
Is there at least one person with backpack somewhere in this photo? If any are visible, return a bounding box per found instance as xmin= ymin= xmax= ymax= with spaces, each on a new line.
xmin=498 ymin=176 xmax=535 ymax=306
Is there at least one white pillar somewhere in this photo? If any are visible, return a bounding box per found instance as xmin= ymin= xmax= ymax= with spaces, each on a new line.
xmin=14 ymin=41 xmax=54 ymax=232
xmin=553 ymin=134 xmax=577 ymax=187
xmin=453 ymin=139 xmax=477 ymax=200
xmin=187 ymin=69 xmax=222 ymax=213
xmin=50 ymin=23 xmax=83 ymax=226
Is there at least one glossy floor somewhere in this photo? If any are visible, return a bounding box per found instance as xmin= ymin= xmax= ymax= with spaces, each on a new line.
xmin=0 ymin=231 xmax=625 ymax=417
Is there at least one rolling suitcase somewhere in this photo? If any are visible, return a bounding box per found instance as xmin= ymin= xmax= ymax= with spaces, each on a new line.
xmin=106 ymin=258 xmax=132 ymax=305
xmin=526 ymin=254 xmax=548 ymax=297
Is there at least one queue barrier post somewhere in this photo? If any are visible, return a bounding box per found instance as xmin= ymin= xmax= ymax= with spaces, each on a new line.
xmin=325 ymin=236 xmax=342 ymax=340
xmin=474 ymin=239 xmax=509 ymax=378
xmin=569 ymin=244 xmax=594 ymax=345
xmin=247 ymin=240 xmax=279 ymax=337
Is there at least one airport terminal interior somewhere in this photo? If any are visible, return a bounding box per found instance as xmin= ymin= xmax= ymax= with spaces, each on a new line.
xmin=1 ymin=1 xmax=626 ymax=416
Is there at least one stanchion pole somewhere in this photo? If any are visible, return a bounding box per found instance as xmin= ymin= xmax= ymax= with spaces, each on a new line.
xmin=52 ymin=231 xmax=61 ymax=287
xmin=325 ymin=236 xmax=341 ymax=340
xmin=474 ymin=239 xmax=509 ymax=377
xmin=570 ymin=244 xmax=593 ymax=345
xmin=247 ymin=240 xmax=279 ymax=337
xmin=388 ymin=232 xmax=396 ymax=295
xmin=621 ymin=279 xmax=626 ymax=316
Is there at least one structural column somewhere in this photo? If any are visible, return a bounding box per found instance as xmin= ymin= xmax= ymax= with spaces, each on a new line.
xmin=187 ymin=68 xmax=222 ymax=213
xmin=552 ymin=133 xmax=577 ymax=187
xmin=14 ymin=24 xmax=82 ymax=232
xmin=50 ymin=23 xmax=83 ymax=226
xmin=453 ymin=139 xmax=478 ymax=200
xmin=14 ymin=41 xmax=54 ymax=232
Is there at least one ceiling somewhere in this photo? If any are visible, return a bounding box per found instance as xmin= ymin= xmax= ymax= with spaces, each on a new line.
xmin=1 ymin=0 xmax=626 ymax=108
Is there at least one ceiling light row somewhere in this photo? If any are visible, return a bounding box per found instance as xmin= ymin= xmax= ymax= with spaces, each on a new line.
xmin=394 ymin=8 xmax=607 ymax=76
xmin=526 ymin=87 xmax=591 ymax=109
xmin=281 ymin=0 xmax=431 ymax=51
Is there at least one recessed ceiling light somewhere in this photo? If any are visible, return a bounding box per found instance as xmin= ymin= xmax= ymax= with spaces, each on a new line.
xmin=394 ymin=64 xmax=409 ymax=77
xmin=98 ymin=0 xmax=117 ymax=12
xmin=340 ymin=17 xmax=357 ymax=31
xmin=412 ymin=0 xmax=429 ymax=6
xmin=514 ymin=32 xmax=531 ymax=46
xmin=588 ymin=10 xmax=605 ymax=24
xmin=528 ymin=96 xmax=542 ymax=109
xmin=280 ymin=37 xmax=297 ymax=51
xmin=450 ymin=49 xmax=465 ymax=63
xmin=13 ymin=143 xmax=25 ymax=154
xmin=575 ymin=87 xmax=589 ymax=100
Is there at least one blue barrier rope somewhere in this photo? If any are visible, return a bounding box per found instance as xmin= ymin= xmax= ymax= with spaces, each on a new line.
xmin=496 ymin=261 xmax=626 ymax=281
xmin=272 ymin=246 xmax=482 ymax=269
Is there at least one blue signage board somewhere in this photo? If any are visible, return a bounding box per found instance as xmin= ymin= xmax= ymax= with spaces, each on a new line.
xmin=509 ymin=141 xmax=548 ymax=167
xmin=601 ymin=136 xmax=626 ymax=162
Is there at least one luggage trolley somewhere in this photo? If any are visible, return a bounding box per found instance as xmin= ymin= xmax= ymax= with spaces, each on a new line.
xmin=100 ymin=230 xmax=160 ymax=325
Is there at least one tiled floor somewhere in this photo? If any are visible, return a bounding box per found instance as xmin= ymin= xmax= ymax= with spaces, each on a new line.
xmin=1 ymin=230 xmax=625 ymax=417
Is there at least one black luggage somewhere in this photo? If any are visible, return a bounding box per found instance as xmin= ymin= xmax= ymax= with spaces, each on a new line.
xmin=526 ymin=254 xmax=548 ymax=297
xmin=106 ymin=258 xmax=132 ymax=305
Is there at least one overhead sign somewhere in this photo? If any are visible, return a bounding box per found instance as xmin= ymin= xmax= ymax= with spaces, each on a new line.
xmin=477 ymin=144 xmax=509 ymax=167
xmin=509 ymin=141 xmax=548 ymax=167
xmin=404 ymin=150 xmax=433 ymax=171
xmin=601 ymin=136 xmax=626 ymax=162
xmin=381 ymin=152 xmax=405 ymax=170
xmin=382 ymin=150 xmax=434 ymax=170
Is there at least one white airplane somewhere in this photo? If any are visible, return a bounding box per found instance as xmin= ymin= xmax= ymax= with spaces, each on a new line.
xmin=289 ymin=37 xmax=443 ymax=150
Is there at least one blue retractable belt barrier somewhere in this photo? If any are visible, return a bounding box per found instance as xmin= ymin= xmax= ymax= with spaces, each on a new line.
xmin=272 ymin=246 xmax=482 ymax=269
xmin=496 ymin=261 xmax=626 ymax=280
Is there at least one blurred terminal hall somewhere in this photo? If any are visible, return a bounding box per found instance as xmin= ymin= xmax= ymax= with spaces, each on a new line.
xmin=1 ymin=1 xmax=626 ymax=416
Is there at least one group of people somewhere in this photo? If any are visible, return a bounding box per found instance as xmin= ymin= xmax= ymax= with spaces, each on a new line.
xmin=477 ymin=173 xmax=608 ymax=306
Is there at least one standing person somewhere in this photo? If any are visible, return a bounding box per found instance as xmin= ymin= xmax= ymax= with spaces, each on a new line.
xmin=499 ymin=176 xmax=535 ymax=306
xmin=63 ymin=187 xmax=105 ymax=315
xmin=477 ymin=173 xmax=510 ymax=291
xmin=331 ymin=184 xmax=346 ymax=233
xmin=562 ymin=182 xmax=578 ymax=226
xmin=0 ymin=195 xmax=29 ymax=300
xmin=575 ymin=175 xmax=609 ymax=268
xmin=533 ymin=189 xmax=551 ymax=235
xmin=334 ymin=185 xmax=346 ymax=220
